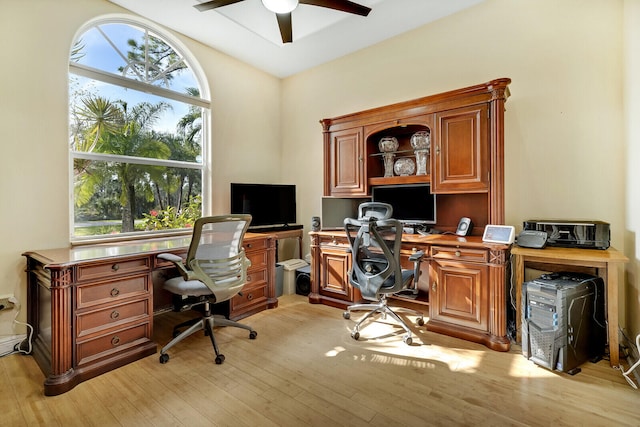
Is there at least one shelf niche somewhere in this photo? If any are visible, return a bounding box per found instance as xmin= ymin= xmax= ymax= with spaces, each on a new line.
xmin=366 ymin=124 xmax=431 ymax=186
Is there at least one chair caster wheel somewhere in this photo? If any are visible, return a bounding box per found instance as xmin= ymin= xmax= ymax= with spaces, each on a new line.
xmin=249 ymin=331 xmax=257 ymax=339
xmin=159 ymin=353 xmax=170 ymax=364
xmin=404 ymin=336 xmax=413 ymax=345
xmin=343 ymin=311 xmax=350 ymax=320
xmin=351 ymin=331 xmax=360 ymax=340
xmin=416 ymin=318 xmax=425 ymax=326
xmin=215 ymin=354 xmax=225 ymax=364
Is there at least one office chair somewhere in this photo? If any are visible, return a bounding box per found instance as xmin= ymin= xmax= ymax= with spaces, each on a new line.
xmin=156 ymin=215 xmax=257 ymax=365
xmin=343 ymin=202 xmax=425 ymax=345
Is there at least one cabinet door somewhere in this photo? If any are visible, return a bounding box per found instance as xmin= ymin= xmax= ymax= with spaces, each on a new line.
xmin=327 ymin=128 xmax=366 ymax=196
xmin=430 ymin=259 xmax=488 ymax=332
xmin=433 ymin=104 xmax=489 ymax=193
xmin=319 ymin=246 xmax=355 ymax=302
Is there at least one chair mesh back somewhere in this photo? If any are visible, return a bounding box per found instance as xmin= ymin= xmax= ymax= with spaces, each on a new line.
xmin=345 ymin=203 xmax=404 ymax=300
xmin=186 ymin=215 xmax=251 ymax=301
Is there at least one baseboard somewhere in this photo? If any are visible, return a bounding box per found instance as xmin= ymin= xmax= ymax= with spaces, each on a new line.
xmin=0 ymin=334 xmax=26 ymax=355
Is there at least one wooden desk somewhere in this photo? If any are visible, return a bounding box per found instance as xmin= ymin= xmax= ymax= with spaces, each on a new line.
xmin=250 ymin=225 xmax=304 ymax=260
xmin=23 ymin=233 xmax=277 ymax=395
xmin=511 ymin=245 xmax=628 ymax=367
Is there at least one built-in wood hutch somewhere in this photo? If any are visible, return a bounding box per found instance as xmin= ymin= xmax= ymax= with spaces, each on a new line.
xmin=310 ymin=78 xmax=512 ymax=351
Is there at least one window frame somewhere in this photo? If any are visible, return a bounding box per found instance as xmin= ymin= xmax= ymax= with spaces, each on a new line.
xmin=68 ymin=14 xmax=211 ymax=245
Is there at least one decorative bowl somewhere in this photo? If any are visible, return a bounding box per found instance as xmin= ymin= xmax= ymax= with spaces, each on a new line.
xmin=394 ymin=157 xmax=415 ymax=176
xmin=378 ymin=136 xmax=399 ymax=153
xmin=410 ymin=130 xmax=430 ymax=150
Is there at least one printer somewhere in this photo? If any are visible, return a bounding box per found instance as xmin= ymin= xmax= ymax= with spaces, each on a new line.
xmin=522 ymin=219 xmax=610 ymax=250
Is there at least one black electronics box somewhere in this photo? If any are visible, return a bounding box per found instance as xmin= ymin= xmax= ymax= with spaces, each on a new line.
xmin=522 ymin=219 xmax=610 ymax=250
xmin=521 ymin=272 xmax=606 ymax=374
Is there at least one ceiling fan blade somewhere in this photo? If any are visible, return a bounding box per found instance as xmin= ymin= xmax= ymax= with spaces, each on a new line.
xmin=194 ymin=0 xmax=246 ymax=12
xmin=276 ymin=13 xmax=293 ymax=43
xmin=299 ymin=0 xmax=371 ymax=16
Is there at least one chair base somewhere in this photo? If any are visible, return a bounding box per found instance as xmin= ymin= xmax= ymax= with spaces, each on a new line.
xmin=344 ymin=296 xmax=424 ymax=345
xmin=159 ymin=302 xmax=257 ymax=365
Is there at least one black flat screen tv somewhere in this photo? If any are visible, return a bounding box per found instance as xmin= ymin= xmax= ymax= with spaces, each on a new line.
xmin=371 ymin=184 xmax=436 ymax=225
xmin=230 ymin=183 xmax=296 ymax=227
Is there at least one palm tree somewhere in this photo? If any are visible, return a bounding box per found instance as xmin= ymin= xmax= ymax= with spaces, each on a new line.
xmin=73 ymin=97 xmax=171 ymax=232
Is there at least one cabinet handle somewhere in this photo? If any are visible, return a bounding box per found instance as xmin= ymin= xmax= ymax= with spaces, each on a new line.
xmin=247 ymin=275 xmax=252 ymax=282
xmin=247 ymin=293 xmax=254 ymax=301
xmin=110 ymin=288 xmax=120 ymax=297
xmin=455 ymin=250 xmax=461 ymax=257
xmin=435 ymin=145 xmax=440 ymax=155
xmin=246 ymin=243 xmax=252 ymax=248
xmin=432 ymin=282 xmax=437 ymax=292
xmin=111 ymin=336 xmax=120 ymax=346
xmin=112 ymin=263 xmax=120 ymax=271
xmin=110 ymin=310 xmax=120 ymax=319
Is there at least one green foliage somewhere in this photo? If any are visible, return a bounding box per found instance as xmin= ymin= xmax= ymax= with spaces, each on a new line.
xmin=142 ymin=195 xmax=202 ymax=230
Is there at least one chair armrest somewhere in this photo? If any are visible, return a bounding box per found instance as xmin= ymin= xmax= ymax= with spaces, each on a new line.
xmin=157 ymin=253 xmax=184 ymax=263
xmin=409 ymin=250 xmax=425 ymax=262
xmin=157 ymin=252 xmax=191 ymax=279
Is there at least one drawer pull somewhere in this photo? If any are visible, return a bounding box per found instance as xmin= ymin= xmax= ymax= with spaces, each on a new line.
xmin=111 ymin=336 xmax=120 ymax=346
xmin=110 ymin=310 xmax=120 ymax=320
xmin=112 ymin=263 xmax=120 ymax=271
xmin=247 ymin=293 xmax=254 ymax=301
xmin=247 ymin=275 xmax=252 ymax=282
xmin=246 ymin=243 xmax=252 ymax=248
xmin=432 ymin=282 xmax=437 ymax=292
xmin=455 ymin=250 xmax=461 ymax=257
xmin=110 ymin=288 xmax=120 ymax=297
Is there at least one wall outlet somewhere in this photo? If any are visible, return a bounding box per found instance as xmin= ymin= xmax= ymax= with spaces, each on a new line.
xmin=0 ymin=296 xmax=15 ymax=311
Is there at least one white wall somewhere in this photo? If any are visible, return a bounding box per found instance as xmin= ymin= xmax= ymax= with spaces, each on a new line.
xmin=1 ymin=0 xmax=637 ymax=343
xmin=281 ymin=0 xmax=637 ymax=336
xmin=624 ymin=0 xmax=640 ymax=341
xmin=0 ymin=0 xmax=281 ymax=335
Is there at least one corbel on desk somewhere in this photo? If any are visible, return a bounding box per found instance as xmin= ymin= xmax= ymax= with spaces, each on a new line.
xmin=511 ymin=245 xmax=629 ymax=367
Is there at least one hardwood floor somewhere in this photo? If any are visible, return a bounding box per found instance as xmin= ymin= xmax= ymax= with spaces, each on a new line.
xmin=1 ymin=295 xmax=638 ymax=426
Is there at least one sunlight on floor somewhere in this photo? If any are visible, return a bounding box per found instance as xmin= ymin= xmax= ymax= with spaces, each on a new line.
xmin=332 ymin=310 xmax=560 ymax=379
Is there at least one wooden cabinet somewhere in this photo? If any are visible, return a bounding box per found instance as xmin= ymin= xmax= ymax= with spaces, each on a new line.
xmin=433 ymin=104 xmax=489 ymax=193
xmin=309 ymin=231 xmax=510 ymax=350
xmin=229 ymin=235 xmax=276 ymax=319
xmin=314 ymin=79 xmax=512 ymax=351
xmin=324 ymin=128 xmax=366 ymax=196
xmin=321 ymin=78 xmax=510 ymax=229
xmin=23 ymin=233 xmax=276 ymax=395
xmin=429 ymin=246 xmax=489 ymax=332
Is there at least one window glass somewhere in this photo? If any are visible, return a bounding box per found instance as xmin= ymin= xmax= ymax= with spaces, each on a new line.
xmin=69 ymin=20 xmax=208 ymax=240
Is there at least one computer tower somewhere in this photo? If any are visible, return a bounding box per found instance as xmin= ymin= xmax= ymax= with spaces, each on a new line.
xmin=521 ymin=272 xmax=606 ymax=374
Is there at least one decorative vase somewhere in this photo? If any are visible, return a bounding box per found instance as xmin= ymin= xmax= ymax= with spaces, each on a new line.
xmin=394 ymin=157 xmax=415 ymax=176
xmin=378 ymin=136 xmax=399 ymax=177
xmin=410 ymin=130 xmax=430 ymax=175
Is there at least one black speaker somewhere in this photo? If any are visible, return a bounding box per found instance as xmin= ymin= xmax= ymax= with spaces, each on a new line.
xmin=456 ymin=217 xmax=473 ymax=236
xmin=311 ymin=216 xmax=321 ymax=232
xmin=295 ymin=265 xmax=311 ymax=296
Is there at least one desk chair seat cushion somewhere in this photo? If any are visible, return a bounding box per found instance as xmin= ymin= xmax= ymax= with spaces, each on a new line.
xmin=163 ymin=276 xmax=212 ymax=297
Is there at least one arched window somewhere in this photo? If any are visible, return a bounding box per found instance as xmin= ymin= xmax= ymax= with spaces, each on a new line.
xmin=69 ymin=16 xmax=209 ymax=241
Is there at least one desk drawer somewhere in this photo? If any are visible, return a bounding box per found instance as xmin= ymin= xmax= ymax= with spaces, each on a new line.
xmin=246 ymin=250 xmax=268 ymax=271
xmin=77 ymin=257 xmax=150 ymax=282
xmin=245 ymin=268 xmax=267 ymax=288
xmin=76 ymin=298 xmax=151 ymax=338
xmin=431 ymin=246 xmax=488 ymax=263
xmin=76 ymin=322 xmax=151 ymax=366
xmin=243 ymin=237 xmax=268 ymax=252
xmin=77 ymin=274 xmax=150 ymax=309
xmin=232 ymin=283 xmax=267 ymax=314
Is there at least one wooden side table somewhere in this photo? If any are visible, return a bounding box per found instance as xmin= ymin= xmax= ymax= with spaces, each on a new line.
xmin=511 ymin=245 xmax=629 ymax=367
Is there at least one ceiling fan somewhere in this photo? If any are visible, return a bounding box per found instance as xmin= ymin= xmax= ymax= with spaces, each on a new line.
xmin=194 ymin=0 xmax=372 ymax=44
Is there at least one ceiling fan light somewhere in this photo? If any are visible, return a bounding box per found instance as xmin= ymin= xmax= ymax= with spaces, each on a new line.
xmin=261 ymin=0 xmax=298 ymax=14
